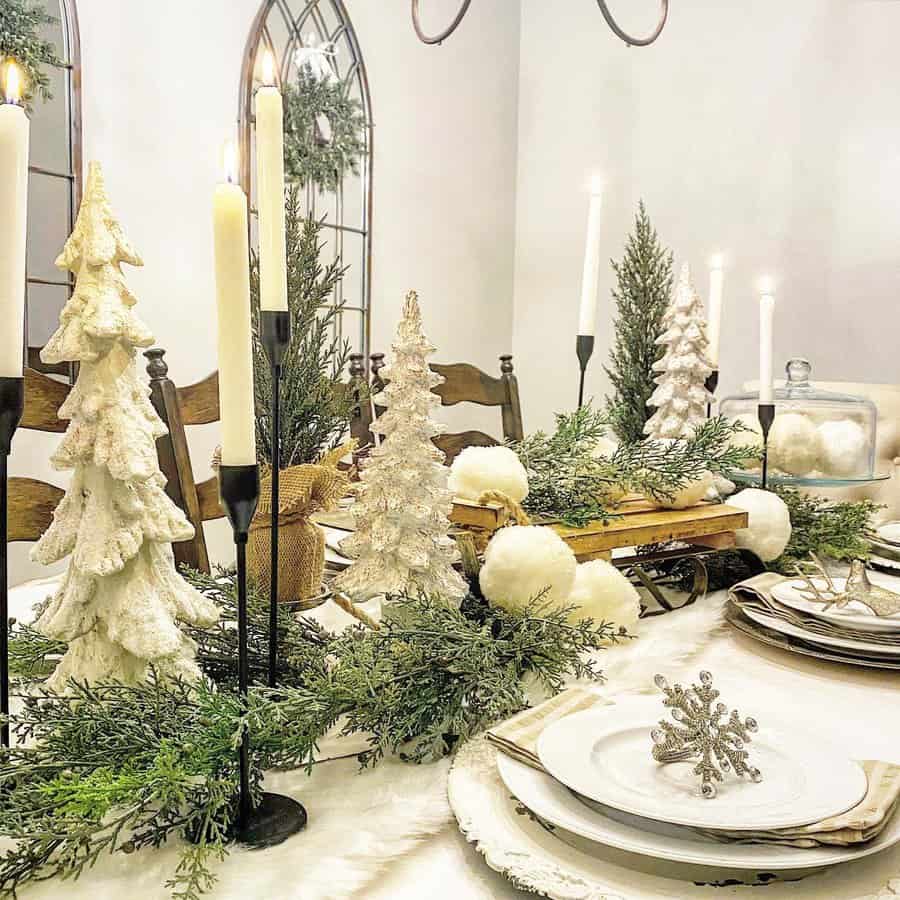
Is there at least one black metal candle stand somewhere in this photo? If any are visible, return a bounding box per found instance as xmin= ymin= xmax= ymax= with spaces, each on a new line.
xmin=218 ymin=462 xmax=307 ymax=846
xmin=576 ymin=334 xmax=595 ymax=409
xmin=705 ymin=369 xmax=719 ymax=419
xmin=260 ymin=309 xmax=291 ymax=689
xmin=757 ymin=402 xmax=776 ymax=491
xmin=0 ymin=376 xmax=25 ymax=749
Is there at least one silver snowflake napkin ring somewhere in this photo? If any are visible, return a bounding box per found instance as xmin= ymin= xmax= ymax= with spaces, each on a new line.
xmin=651 ymin=671 xmax=762 ymax=799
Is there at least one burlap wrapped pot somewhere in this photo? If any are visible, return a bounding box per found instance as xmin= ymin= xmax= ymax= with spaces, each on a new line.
xmin=248 ymin=444 xmax=351 ymax=602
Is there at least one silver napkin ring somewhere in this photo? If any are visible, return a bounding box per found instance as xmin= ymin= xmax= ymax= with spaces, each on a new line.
xmin=651 ymin=671 xmax=762 ymax=799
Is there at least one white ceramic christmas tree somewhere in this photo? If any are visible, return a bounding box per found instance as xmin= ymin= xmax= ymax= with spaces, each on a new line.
xmin=31 ymin=162 xmax=219 ymax=690
xmin=644 ymin=263 xmax=714 ymax=439
xmin=334 ymin=291 xmax=468 ymax=604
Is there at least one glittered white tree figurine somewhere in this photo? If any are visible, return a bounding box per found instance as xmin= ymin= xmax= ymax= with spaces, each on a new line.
xmin=644 ymin=263 xmax=714 ymax=439
xmin=334 ymin=291 xmax=468 ymax=604
xmin=31 ymin=162 xmax=219 ymax=690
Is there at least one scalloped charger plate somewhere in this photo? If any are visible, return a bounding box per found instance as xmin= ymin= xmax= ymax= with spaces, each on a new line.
xmin=536 ymin=699 xmax=867 ymax=831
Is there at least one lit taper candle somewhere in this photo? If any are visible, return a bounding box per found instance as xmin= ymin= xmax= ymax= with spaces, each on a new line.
xmin=0 ymin=62 xmax=28 ymax=377
xmin=213 ymin=141 xmax=257 ymax=465
xmin=706 ymin=253 xmax=724 ymax=367
xmin=256 ymin=50 xmax=288 ymax=312
xmin=758 ymin=278 xmax=775 ymax=404
xmin=577 ymin=174 xmax=603 ymax=336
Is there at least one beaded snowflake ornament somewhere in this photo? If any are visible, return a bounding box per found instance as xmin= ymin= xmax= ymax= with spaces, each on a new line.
xmin=651 ymin=671 xmax=762 ymax=799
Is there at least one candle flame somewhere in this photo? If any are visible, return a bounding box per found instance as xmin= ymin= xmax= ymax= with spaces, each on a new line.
xmin=261 ymin=50 xmax=276 ymax=86
xmin=589 ymin=174 xmax=603 ymax=195
xmin=4 ymin=61 xmax=22 ymax=104
xmin=710 ymin=253 xmax=724 ymax=269
xmin=222 ymin=140 xmax=238 ymax=184
xmin=759 ymin=276 xmax=775 ymax=297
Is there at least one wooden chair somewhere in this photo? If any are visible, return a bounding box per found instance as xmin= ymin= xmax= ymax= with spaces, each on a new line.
xmin=144 ymin=348 xmax=373 ymax=574
xmin=362 ymin=352 xmax=524 ymax=464
xmin=7 ymin=368 xmax=70 ymax=545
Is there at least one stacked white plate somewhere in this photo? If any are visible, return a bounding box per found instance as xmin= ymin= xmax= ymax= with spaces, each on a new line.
xmin=496 ymin=697 xmax=900 ymax=875
xmin=736 ymin=571 xmax=900 ymax=662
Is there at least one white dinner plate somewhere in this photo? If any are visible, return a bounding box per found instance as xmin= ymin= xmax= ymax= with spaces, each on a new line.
xmin=743 ymin=605 xmax=900 ymax=658
xmin=771 ymin=576 xmax=900 ymax=634
xmin=877 ymin=523 xmax=900 ymax=547
xmin=536 ymin=698 xmax=867 ymax=831
xmin=497 ymin=752 xmax=900 ymax=872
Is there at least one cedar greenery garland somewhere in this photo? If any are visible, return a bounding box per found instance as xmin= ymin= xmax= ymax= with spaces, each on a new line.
xmin=604 ymin=201 xmax=673 ymax=443
xmin=3 ymin=574 xmax=619 ymax=899
xmin=0 ymin=0 xmax=62 ymax=108
xmin=649 ymin=487 xmax=882 ymax=592
xmin=510 ymin=406 xmax=757 ymax=527
xmin=251 ymin=188 xmax=358 ymax=468
xmin=283 ymin=65 xmax=366 ymax=191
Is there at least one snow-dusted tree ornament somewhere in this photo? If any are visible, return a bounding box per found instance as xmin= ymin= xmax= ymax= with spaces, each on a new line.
xmin=644 ymin=263 xmax=714 ymax=439
xmin=334 ymin=291 xmax=468 ymax=605
xmin=31 ymin=162 xmax=219 ymax=689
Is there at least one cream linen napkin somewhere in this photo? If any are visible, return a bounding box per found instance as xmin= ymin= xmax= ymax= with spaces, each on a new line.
xmin=729 ymin=572 xmax=900 ymax=647
xmin=485 ymin=685 xmax=610 ymax=770
xmin=487 ymin=683 xmax=900 ymax=848
xmin=703 ymin=761 xmax=900 ymax=847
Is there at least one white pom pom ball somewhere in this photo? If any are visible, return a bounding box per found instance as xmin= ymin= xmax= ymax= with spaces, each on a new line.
xmin=479 ymin=526 xmax=577 ymax=613
xmin=818 ymin=420 xmax=868 ymax=477
xmin=448 ymin=445 xmax=529 ymax=503
xmin=728 ymin=415 xmax=763 ymax=469
xmin=568 ymin=560 xmax=640 ymax=628
xmin=728 ymin=488 xmax=792 ymax=562
xmin=590 ymin=436 xmax=618 ymax=460
xmin=655 ymin=471 xmax=715 ymax=510
xmin=769 ymin=413 xmax=822 ymax=476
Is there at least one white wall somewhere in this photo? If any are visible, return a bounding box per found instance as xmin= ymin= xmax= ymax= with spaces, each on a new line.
xmin=513 ymin=0 xmax=900 ymax=431
xmin=10 ymin=0 xmax=521 ymax=584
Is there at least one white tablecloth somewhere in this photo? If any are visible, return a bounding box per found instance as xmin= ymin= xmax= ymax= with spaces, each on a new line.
xmin=8 ymin=576 xmax=900 ymax=900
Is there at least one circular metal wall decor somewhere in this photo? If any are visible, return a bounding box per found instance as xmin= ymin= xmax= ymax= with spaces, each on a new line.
xmin=411 ymin=0 xmax=670 ymax=47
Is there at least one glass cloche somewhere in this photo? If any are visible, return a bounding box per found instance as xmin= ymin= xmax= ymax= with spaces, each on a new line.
xmin=719 ymin=358 xmax=883 ymax=486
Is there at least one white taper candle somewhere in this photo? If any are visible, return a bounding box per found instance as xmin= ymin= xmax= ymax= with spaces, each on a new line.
xmin=577 ymin=175 xmax=603 ymax=336
xmin=0 ymin=63 xmax=29 ymax=377
xmin=759 ymin=279 xmax=775 ymax=404
xmin=256 ymin=51 xmax=288 ymax=312
xmin=707 ymin=253 xmax=724 ymax=367
xmin=213 ymin=141 xmax=257 ymax=465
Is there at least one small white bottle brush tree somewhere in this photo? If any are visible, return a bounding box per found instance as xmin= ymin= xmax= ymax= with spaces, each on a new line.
xmin=334 ymin=291 xmax=468 ymax=605
xmin=32 ymin=162 xmax=219 ymax=689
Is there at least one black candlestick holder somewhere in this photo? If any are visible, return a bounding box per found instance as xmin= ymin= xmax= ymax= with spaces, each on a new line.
xmin=218 ymin=463 xmax=307 ymax=846
xmin=576 ymin=334 xmax=595 ymax=409
xmin=757 ymin=402 xmax=776 ymax=490
xmin=705 ymin=369 xmax=719 ymax=419
xmin=0 ymin=376 xmax=25 ymax=748
xmin=260 ymin=309 xmax=291 ymax=689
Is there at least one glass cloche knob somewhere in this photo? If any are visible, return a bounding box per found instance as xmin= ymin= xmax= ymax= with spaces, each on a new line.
xmin=785 ymin=357 xmax=812 ymax=388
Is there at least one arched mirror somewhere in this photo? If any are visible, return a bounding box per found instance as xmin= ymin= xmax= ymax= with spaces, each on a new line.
xmin=24 ymin=0 xmax=81 ymax=373
xmin=239 ymin=0 xmax=373 ymax=357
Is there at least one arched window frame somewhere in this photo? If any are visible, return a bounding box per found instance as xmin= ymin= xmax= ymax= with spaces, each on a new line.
xmin=239 ymin=0 xmax=374 ymax=359
xmin=26 ymin=0 xmax=81 ymax=376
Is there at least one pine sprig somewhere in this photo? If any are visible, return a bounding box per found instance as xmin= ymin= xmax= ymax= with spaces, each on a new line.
xmin=251 ymin=192 xmax=358 ymax=467
xmin=604 ymin=201 xmax=673 ymax=443
xmin=770 ymin=487 xmax=880 ymax=573
xmin=0 ymin=0 xmax=63 ymax=108
xmin=2 ymin=586 xmax=618 ymax=898
xmin=511 ymin=408 xmax=759 ymax=527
